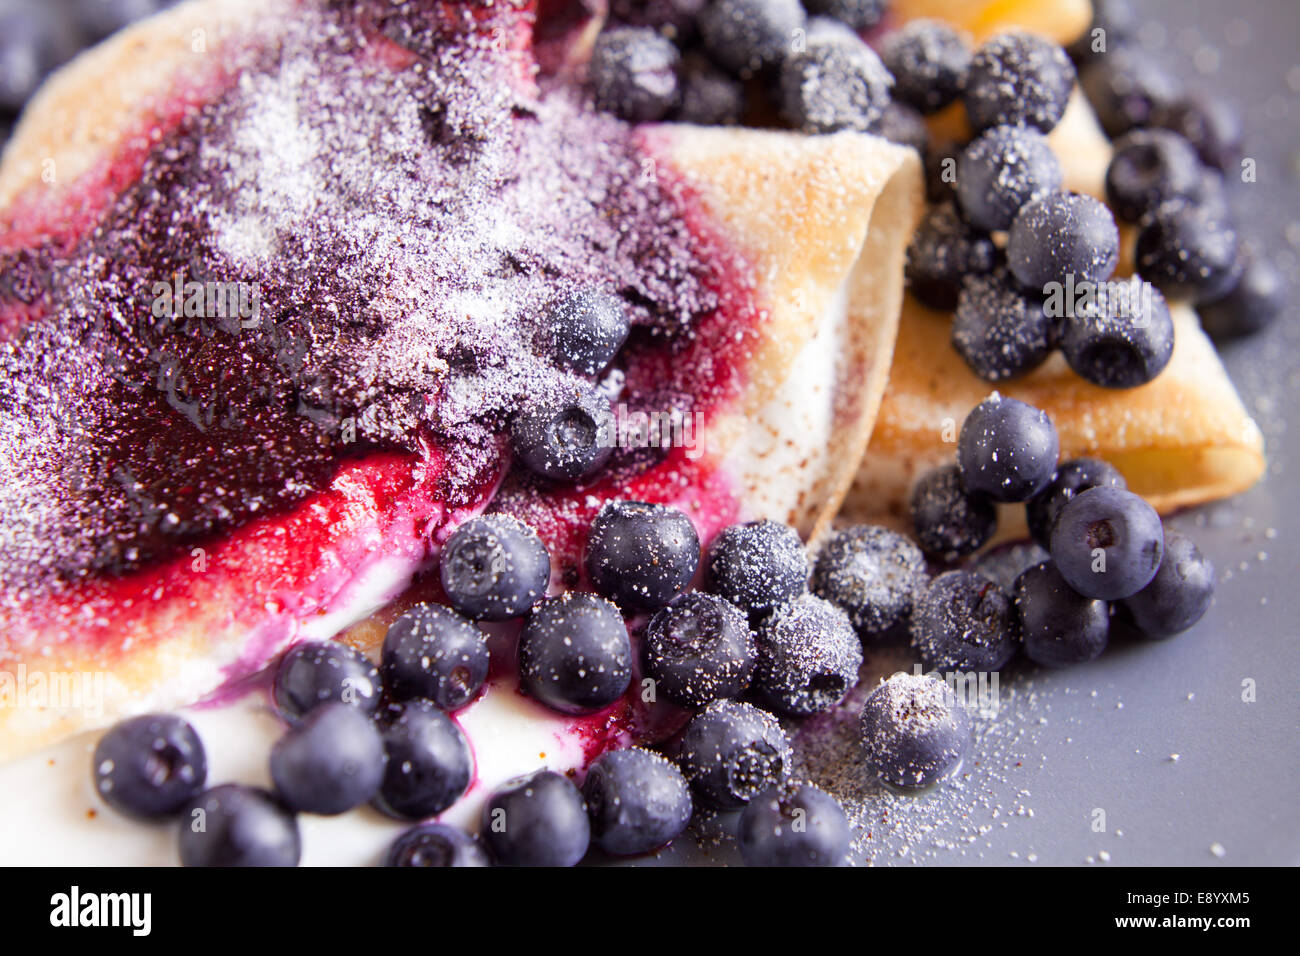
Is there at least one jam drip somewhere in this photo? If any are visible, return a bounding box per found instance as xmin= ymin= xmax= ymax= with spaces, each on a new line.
xmin=0 ymin=1 xmax=722 ymax=591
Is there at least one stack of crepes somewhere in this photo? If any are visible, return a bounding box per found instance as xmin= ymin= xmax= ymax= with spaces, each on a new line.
xmin=0 ymin=0 xmax=1262 ymax=787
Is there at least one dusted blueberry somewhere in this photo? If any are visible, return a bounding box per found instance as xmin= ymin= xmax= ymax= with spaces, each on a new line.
xmin=860 ymin=672 xmax=971 ymax=790
xmin=1122 ymin=532 xmax=1215 ymax=638
xmin=1008 ymin=192 xmax=1120 ymax=291
xmin=754 ymin=594 xmax=863 ymax=716
xmin=1105 ymin=129 xmax=1204 ymax=224
xmin=1079 ymin=46 xmax=1180 ymax=138
xmin=1050 ymin=486 xmax=1164 ymax=601
xmin=972 ymin=541 xmax=1051 ymax=592
xmin=803 ymin=0 xmax=887 ymax=31
xmin=609 ymin=0 xmax=707 ymax=35
xmin=482 ymin=770 xmax=590 ymax=867
xmin=542 ymin=288 xmax=632 ymax=376
xmin=910 ymin=464 xmax=997 ymax=563
xmin=589 ymin=26 xmax=680 ymax=123
xmin=1151 ymin=90 xmax=1243 ymax=171
xmin=273 ymin=640 xmax=382 ymax=719
xmin=385 ymin=823 xmax=490 ymax=867
xmin=1013 ymin=561 xmax=1109 ymax=667
xmin=705 ymin=519 xmax=809 ymax=618
xmin=380 ymin=603 xmax=489 ymax=710
xmin=673 ymin=699 xmax=791 ymax=810
xmin=870 ymin=101 xmax=929 ymax=155
xmin=179 ymin=785 xmax=300 ymax=867
xmin=738 ymin=782 xmax=851 ymax=867
xmin=953 ymin=271 xmax=1055 ymax=381
xmin=93 ymin=714 xmax=207 ymax=819
xmin=910 ymin=569 xmax=1019 ymax=672
xmin=585 ymin=500 xmax=700 ymax=611
xmin=963 ymin=32 xmax=1075 ymax=133
xmin=583 ymin=748 xmax=693 ymax=856
xmin=1026 ymin=457 xmax=1127 ymax=549
xmin=270 ymin=703 xmax=386 ymax=815
xmin=643 ymin=592 xmax=756 ymax=707
xmin=373 ymin=700 xmax=473 ymax=820
xmin=518 ymin=593 xmax=632 ymax=715
xmin=880 ymin=18 xmax=971 ymax=115
xmin=1068 ymin=0 xmax=1138 ymax=64
xmin=511 ymin=385 xmax=615 ymax=482
xmin=676 ymin=54 xmax=746 ymax=125
xmin=958 ymin=393 xmax=1060 ymax=503
xmin=0 ymin=1 xmax=85 ymax=111
xmin=1059 ymin=276 xmax=1175 ymax=388
xmin=698 ymin=0 xmax=806 ymax=77
xmin=810 ymin=525 xmax=928 ymax=639
xmin=905 ymin=203 xmax=999 ymax=312
xmin=957 ymin=125 xmax=1063 ymax=232
xmin=1136 ymin=202 xmax=1240 ymax=303
xmin=778 ymin=34 xmax=893 ymax=134
xmin=440 ymin=514 xmax=550 ymax=622
xmin=1197 ymin=243 xmax=1286 ymax=340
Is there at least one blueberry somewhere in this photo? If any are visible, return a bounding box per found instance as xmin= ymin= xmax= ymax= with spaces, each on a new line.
xmin=754 ymin=594 xmax=862 ymax=716
xmin=1121 ymin=532 xmax=1215 ymax=638
xmin=910 ymin=569 xmax=1018 ymax=672
xmin=1008 ymin=192 xmax=1120 ymax=291
xmin=518 ymin=593 xmax=632 ymax=715
xmin=676 ymin=54 xmax=746 ymax=125
xmin=802 ymin=0 xmax=886 ymax=31
xmin=1196 ymin=242 xmax=1285 ymax=340
xmin=778 ymin=33 xmax=892 ymax=133
xmin=963 ymin=32 xmax=1075 ymax=134
xmin=510 ymin=385 xmax=615 ymax=482
xmin=905 ymin=203 xmax=999 ymax=312
xmin=870 ymin=101 xmax=929 ymax=155
xmin=1026 ymin=457 xmax=1127 ymax=549
xmin=269 ymin=702 xmax=386 ymax=815
xmin=1013 ymin=561 xmax=1109 ymax=667
xmin=379 ymin=604 xmax=489 ymax=710
xmin=1050 ymin=485 xmax=1164 ymax=600
xmin=1059 ymin=276 xmax=1175 ymax=388
xmin=0 ymin=1 xmax=85 ymax=112
xmin=673 ymin=699 xmax=790 ymax=809
xmin=910 ymin=464 xmax=997 ymax=563
xmin=810 ymin=525 xmax=928 ymax=640
xmin=384 ymin=823 xmax=490 ymax=867
xmin=953 ymin=271 xmax=1056 ymax=381
xmin=1151 ymin=89 xmax=1243 ymax=172
xmin=541 ymin=288 xmax=632 ymax=376
xmin=1079 ymin=46 xmax=1180 ymax=139
xmin=643 ymin=591 xmax=756 ymax=707
xmin=440 ymin=514 xmax=550 ymax=622
xmin=583 ymin=748 xmax=693 ymax=856
xmin=589 ymin=27 xmax=680 ymax=123
xmin=957 ymin=125 xmax=1063 ymax=232
xmin=482 ymin=770 xmax=590 ymax=867
xmin=272 ymin=640 xmax=382 ymax=719
xmin=971 ymin=540 xmax=1051 ymax=592
xmin=585 ymin=500 xmax=700 ymax=611
xmin=1136 ymin=201 xmax=1240 ymax=303
xmin=879 ymin=18 xmax=971 ymax=115
xmin=1105 ymin=128 xmax=1203 ymax=224
xmin=698 ymin=0 xmax=806 ymax=78
xmin=704 ymin=519 xmax=809 ymax=619
xmin=1068 ymin=0 xmax=1138 ymax=65
xmin=179 ymin=785 xmax=300 ymax=867
xmin=70 ymin=0 xmax=179 ymax=40
xmin=93 ymin=714 xmax=207 ymax=819
xmin=860 ymin=672 xmax=971 ymax=790
xmin=738 ymin=782 xmax=851 ymax=867
xmin=958 ymin=393 xmax=1059 ymax=503
xmin=373 ymin=700 xmax=474 ymax=820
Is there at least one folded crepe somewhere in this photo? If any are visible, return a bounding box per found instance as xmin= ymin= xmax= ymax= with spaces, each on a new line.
xmin=0 ymin=0 xmax=922 ymax=764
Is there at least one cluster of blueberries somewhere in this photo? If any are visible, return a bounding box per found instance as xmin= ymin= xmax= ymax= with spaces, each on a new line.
xmin=0 ymin=0 xmax=181 ymax=143
xmin=910 ymin=391 xmax=1216 ymax=672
